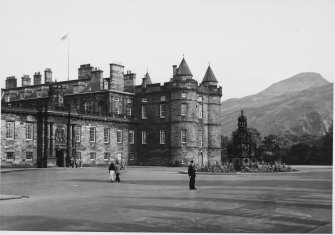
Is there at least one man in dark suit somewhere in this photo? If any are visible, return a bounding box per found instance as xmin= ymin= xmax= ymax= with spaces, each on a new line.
xmin=188 ymin=160 xmax=197 ymax=190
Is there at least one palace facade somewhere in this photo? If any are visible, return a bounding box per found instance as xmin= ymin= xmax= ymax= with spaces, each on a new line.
xmin=1 ymin=58 xmax=222 ymax=167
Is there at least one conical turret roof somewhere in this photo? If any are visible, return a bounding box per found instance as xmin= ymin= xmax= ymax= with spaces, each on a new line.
xmin=176 ymin=58 xmax=193 ymax=76
xmin=143 ymin=72 xmax=152 ymax=85
xmin=202 ymin=65 xmax=218 ymax=83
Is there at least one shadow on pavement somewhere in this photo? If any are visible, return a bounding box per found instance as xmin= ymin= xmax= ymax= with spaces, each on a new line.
xmin=104 ymin=195 xmax=332 ymax=210
xmin=0 ymin=215 xmax=235 ymax=232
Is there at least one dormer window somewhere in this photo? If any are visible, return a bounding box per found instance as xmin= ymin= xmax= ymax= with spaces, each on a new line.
xmin=36 ymin=91 xmax=42 ymax=97
xmin=20 ymin=93 xmax=25 ymax=99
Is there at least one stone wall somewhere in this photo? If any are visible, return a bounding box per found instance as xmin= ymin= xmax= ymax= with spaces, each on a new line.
xmin=1 ymin=113 xmax=37 ymax=166
xmin=76 ymin=120 xmax=130 ymax=165
xmin=1 ymin=109 xmax=135 ymax=167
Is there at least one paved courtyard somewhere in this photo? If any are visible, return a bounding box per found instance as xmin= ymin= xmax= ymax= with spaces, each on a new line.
xmin=0 ymin=166 xmax=332 ymax=233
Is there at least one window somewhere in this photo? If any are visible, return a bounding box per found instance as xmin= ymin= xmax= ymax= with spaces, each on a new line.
xmin=198 ymin=130 xmax=203 ymax=147
xmin=4 ymin=95 xmax=10 ymax=102
xmin=104 ymin=128 xmax=110 ymax=143
xmin=160 ymin=104 xmax=166 ymax=118
xmin=126 ymin=107 xmax=132 ymax=116
xmin=127 ymin=98 xmax=132 ymax=104
xmin=115 ymin=105 xmax=120 ymax=115
xmin=181 ymin=104 xmax=187 ymax=116
xmin=160 ymin=96 xmax=166 ymax=101
xmin=142 ymin=105 xmax=147 ymax=119
xmin=26 ymin=123 xmax=33 ymax=140
xmin=36 ymin=91 xmax=42 ymax=97
xmin=26 ymin=152 xmax=33 ymax=161
xmin=181 ymin=129 xmax=187 ymax=143
xmin=90 ymin=152 xmax=96 ymax=160
xmin=142 ymin=98 xmax=147 ymax=103
xmin=142 ymin=131 xmax=147 ymax=144
xmin=6 ymin=152 xmax=14 ymax=162
xmin=76 ymin=152 xmax=81 ymax=160
xmin=181 ymin=92 xmax=187 ymax=98
xmin=117 ymin=130 xmax=122 ymax=143
xmin=75 ymin=126 xmax=81 ymax=143
xmin=199 ymin=104 xmax=203 ymax=119
xmin=89 ymin=127 xmax=96 ymax=142
xmin=114 ymin=97 xmax=121 ymax=115
xmin=198 ymin=96 xmax=203 ymax=102
xmin=117 ymin=153 xmax=122 ymax=161
xmin=20 ymin=93 xmax=25 ymax=99
xmin=129 ymin=153 xmax=134 ymax=161
xmin=129 ymin=130 xmax=134 ymax=144
xmin=33 ymin=123 xmax=37 ymax=140
xmin=6 ymin=121 xmax=14 ymax=139
xmin=160 ymin=130 xmax=165 ymax=144
xmin=84 ymin=102 xmax=91 ymax=112
xmin=104 ymin=80 xmax=109 ymax=90
xmin=104 ymin=152 xmax=110 ymax=161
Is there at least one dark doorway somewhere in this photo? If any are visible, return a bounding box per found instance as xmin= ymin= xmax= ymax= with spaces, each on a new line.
xmin=56 ymin=149 xmax=64 ymax=167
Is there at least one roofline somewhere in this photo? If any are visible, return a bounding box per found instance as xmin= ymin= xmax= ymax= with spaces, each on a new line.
xmin=1 ymin=78 xmax=91 ymax=91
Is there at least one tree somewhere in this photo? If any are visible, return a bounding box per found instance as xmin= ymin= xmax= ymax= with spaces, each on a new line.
xmin=287 ymin=143 xmax=310 ymax=164
xmin=260 ymin=134 xmax=291 ymax=163
xmin=247 ymin=128 xmax=262 ymax=148
xmin=221 ymin=135 xmax=230 ymax=163
xmin=319 ymin=123 xmax=333 ymax=165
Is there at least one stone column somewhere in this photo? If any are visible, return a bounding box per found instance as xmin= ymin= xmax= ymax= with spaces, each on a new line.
xmin=36 ymin=110 xmax=44 ymax=168
xmin=49 ymin=122 xmax=55 ymax=166
xmin=43 ymin=115 xmax=48 ymax=168
xmin=72 ymin=124 xmax=76 ymax=161
xmin=66 ymin=111 xmax=71 ymax=166
xmin=108 ymin=95 xmax=112 ymax=114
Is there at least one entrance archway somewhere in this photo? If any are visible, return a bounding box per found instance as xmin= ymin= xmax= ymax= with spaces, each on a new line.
xmin=56 ymin=149 xmax=64 ymax=167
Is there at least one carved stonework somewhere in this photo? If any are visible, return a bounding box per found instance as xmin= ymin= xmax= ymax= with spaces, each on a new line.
xmin=55 ymin=126 xmax=66 ymax=146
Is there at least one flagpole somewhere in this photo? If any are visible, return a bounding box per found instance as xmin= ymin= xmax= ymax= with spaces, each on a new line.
xmin=68 ymin=33 xmax=70 ymax=81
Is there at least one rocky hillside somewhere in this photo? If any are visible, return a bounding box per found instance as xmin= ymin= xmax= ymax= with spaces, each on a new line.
xmin=221 ymin=73 xmax=333 ymax=137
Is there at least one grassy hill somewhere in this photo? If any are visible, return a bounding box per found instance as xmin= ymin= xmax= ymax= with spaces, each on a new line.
xmin=221 ymin=73 xmax=333 ymax=137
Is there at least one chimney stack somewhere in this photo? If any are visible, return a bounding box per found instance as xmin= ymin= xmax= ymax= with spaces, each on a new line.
xmin=5 ymin=76 xmax=17 ymax=89
xmin=124 ymin=72 xmax=136 ymax=92
xmin=172 ymin=65 xmax=177 ymax=78
xmin=44 ymin=68 xmax=53 ymax=83
xmin=33 ymin=72 xmax=42 ymax=85
xmin=78 ymin=64 xmax=93 ymax=80
xmin=109 ymin=63 xmax=125 ymax=91
xmin=22 ymin=75 xmax=31 ymax=87
xmin=91 ymin=68 xmax=104 ymax=91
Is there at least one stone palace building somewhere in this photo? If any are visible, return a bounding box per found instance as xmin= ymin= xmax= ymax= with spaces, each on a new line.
xmin=1 ymin=58 xmax=222 ymax=167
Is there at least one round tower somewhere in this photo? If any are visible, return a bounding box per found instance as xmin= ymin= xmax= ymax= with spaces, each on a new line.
xmin=201 ymin=65 xmax=222 ymax=165
xmin=170 ymin=57 xmax=200 ymax=165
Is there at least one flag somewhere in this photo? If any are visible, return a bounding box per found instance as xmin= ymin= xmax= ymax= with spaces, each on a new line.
xmin=61 ymin=34 xmax=68 ymax=40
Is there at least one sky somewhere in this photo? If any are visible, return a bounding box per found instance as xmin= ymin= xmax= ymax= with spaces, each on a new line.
xmin=0 ymin=0 xmax=334 ymax=101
